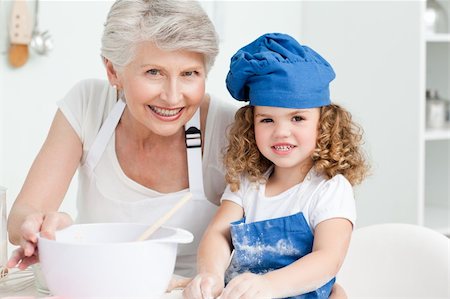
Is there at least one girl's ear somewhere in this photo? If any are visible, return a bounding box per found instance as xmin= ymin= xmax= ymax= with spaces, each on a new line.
xmin=104 ymin=57 xmax=121 ymax=88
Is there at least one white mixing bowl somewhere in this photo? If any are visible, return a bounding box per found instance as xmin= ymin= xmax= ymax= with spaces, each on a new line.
xmin=37 ymin=223 xmax=193 ymax=298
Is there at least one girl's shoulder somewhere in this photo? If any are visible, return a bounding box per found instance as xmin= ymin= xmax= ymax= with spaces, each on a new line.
xmin=306 ymin=171 xmax=356 ymax=229
xmin=307 ymin=170 xmax=353 ymax=199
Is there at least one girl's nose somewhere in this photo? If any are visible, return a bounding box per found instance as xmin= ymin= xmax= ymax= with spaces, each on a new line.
xmin=273 ymin=122 xmax=291 ymax=138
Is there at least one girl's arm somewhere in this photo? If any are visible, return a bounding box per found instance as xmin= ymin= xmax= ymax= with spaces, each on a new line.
xmin=183 ymin=200 xmax=243 ymax=299
xmin=7 ymin=110 xmax=81 ymax=268
xmin=221 ymin=217 xmax=352 ymax=299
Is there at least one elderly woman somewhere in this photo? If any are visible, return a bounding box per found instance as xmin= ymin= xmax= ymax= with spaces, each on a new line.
xmin=7 ymin=0 xmax=346 ymax=297
xmin=7 ymin=0 xmax=234 ymax=279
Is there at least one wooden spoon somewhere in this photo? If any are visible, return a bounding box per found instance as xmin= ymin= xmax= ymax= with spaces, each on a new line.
xmin=136 ymin=193 xmax=193 ymax=241
xmin=8 ymin=0 xmax=32 ymax=68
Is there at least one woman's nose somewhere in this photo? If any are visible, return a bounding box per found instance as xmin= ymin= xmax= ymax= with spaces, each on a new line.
xmin=161 ymin=78 xmax=182 ymax=106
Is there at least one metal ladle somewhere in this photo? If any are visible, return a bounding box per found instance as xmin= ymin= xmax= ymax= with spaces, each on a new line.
xmin=30 ymin=0 xmax=53 ymax=55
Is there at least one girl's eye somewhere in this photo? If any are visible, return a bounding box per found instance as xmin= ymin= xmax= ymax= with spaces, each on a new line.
xmin=147 ymin=69 xmax=160 ymax=76
xmin=260 ymin=118 xmax=273 ymax=123
xmin=292 ymin=116 xmax=304 ymax=122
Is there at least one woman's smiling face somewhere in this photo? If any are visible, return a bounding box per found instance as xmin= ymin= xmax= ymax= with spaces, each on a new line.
xmin=116 ymin=41 xmax=206 ymax=137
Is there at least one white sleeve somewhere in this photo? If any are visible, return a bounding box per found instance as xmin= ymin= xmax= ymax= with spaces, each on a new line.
xmin=56 ymin=79 xmax=116 ymax=155
xmin=220 ymin=184 xmax=244 ymax=207
xmin=57 ymin=80 xmax=87 ymax=140
xmin=308 ymin=175 xmax=356 ymax=230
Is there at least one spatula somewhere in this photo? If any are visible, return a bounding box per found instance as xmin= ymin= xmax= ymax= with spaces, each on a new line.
xmin=136 ymin=193 xmax=193 ymax=241
xmin=8 ymin=0 xmax=32 ymax=68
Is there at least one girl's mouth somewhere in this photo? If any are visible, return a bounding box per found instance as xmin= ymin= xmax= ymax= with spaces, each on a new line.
xmin=272 ymin=145 xmax=295 ymax=151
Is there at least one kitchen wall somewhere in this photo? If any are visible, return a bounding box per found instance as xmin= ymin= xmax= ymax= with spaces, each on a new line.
xmin=298 ymin=1 xmax=423 ymax=227
xmin=0 ymin=1 xmax=423 ymax=250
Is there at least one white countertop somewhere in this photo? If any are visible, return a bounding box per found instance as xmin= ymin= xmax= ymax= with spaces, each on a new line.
xmin=0 ymin=282 xmax=183 ymax=298
xmin=0 ymin=267 xmax=183 ymax=299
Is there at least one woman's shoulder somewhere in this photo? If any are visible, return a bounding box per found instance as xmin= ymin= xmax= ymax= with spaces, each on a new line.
xmin=60 ymin=79 xmax=116 ymax=112
xmin=69 ymin=78 xmax=112 ymax=100
xmin=57 ymin=79 xmax=117 ymax=144
xmin=207 ymin=94 xmax=242 ymax=122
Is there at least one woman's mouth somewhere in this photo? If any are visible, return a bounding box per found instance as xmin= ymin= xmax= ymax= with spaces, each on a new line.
xmin=148 ymin=105 xmax=184 ymax=120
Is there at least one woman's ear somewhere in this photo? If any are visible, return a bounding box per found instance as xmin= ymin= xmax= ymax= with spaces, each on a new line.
xmin=104 ymin=58 xmax=121 ymax=88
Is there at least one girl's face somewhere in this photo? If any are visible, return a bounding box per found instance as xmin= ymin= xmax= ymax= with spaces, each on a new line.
xmin=116 ymin=41 xmax=206 ymax=137
xmin=254 ymin=106 xmax=320 ymax=171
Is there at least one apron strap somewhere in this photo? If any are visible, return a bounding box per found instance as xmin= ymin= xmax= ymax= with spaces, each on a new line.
xmin=185 ymin=110 xmax=205 ymax=195
xmin=85 ymin=99 xmax=126 ymax=170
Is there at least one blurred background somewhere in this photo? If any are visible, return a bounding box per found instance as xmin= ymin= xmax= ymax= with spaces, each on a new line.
xmin=0 ymin=1 xmax=449 ymax=258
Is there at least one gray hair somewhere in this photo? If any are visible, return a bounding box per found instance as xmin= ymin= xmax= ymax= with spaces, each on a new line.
xmin=101 ymin=0 xmax=219 ymax=73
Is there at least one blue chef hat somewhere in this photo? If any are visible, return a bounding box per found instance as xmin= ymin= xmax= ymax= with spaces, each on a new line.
xmin=226 ymin=33 xmax=335 ymax=109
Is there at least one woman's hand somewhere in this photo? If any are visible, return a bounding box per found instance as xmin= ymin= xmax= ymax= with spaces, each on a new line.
xmin=220 ymin=273 xmax=273 ymax=299
xmin=182 ymin=272 xmax=224 ymax=299
xmin=7 ymin=211 xmax=73 ymax=270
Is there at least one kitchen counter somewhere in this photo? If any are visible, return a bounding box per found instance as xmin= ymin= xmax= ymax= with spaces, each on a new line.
xmin=1 ymin=267 xmax=184 ymax=298
xmin=0 ymin=284 xmax=183 ymax=298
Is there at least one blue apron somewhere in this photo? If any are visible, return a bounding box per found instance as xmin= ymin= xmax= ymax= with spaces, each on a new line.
xmin=224 ymin=212 xmax=335 ymax=299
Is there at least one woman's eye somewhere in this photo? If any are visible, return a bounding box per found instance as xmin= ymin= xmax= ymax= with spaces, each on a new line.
xmin=183 ymin=71 xmax=198 ymax=77
xmin=260 ymin=118 xmax=273 ymax=123
xmin=292 ymin=116 xmax=304 ymax=122
xmin=147 ymin=69 xmax=160 ymax=76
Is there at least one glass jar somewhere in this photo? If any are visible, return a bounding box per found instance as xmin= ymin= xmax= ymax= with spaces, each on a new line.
xmin=425 ymin=0 xmax=448 ymax=34
xmin=32 ymin=263 xmax=51 ymax=295
xmin=0 ymin=186 xmax=7 ymax=277
xmin=426 ymin=90 xmax=447 ymax=128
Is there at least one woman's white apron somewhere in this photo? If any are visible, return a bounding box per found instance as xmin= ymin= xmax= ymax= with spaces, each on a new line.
xmin=76 ymin=99 xmax=217 ymax=277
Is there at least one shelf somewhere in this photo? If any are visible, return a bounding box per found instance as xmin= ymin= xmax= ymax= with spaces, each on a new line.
xmin=426 ymin=33 xmax=450 ymax=42
xmin=425 ymin=124 xmax=450 ymax=140
xmin=424 ymin=205 xmax=450 ymax=236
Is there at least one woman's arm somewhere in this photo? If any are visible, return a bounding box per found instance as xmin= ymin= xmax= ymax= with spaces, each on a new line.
xmin=183 ymin=200 xmax=243 ymax=299
xmin=221 ymin=218 xmax=352 ymax=299
xmin=7 ymin=110 xmax=82 ymax=268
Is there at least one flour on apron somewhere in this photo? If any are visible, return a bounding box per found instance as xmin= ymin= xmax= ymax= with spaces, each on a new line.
xmin=225 ymin=213 xmax=335 ymax=299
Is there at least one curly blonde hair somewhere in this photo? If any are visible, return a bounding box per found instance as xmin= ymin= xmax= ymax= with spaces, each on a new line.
xmin=224 ymin=104 xmax=369 ymax=192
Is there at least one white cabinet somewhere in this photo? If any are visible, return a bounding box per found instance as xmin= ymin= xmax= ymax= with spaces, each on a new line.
xmin=423 ymin=1 xmax=450 ymax=235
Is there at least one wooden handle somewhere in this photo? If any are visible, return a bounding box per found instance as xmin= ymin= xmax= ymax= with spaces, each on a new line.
xmin=9 ymin=0 xmax=32 ymax=44
xmin=136 ymin=193 xmax=193 ymax=241
xmin=8 ymin=44 xmax=28 ymax=68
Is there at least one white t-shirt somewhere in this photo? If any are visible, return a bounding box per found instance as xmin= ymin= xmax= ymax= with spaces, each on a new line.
xmin=57 ymin=79 xmax=239 ymax=208
xmin=222 ymin=168 xmax=356 ymax=232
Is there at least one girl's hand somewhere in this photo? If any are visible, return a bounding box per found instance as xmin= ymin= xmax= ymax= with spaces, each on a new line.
xmin=166 ymin=275 xmax=193 ymax=292
xmin=182 ymin=272 xmax=224 ymax=299
xmin=221 ymin=273 xmax=273 ymax=299
xmin=6 ymin=211 xmax=73 ymax=270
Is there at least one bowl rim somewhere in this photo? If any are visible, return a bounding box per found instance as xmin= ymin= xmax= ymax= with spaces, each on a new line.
xmin=37 ymin=222 xmax=193 ymax=246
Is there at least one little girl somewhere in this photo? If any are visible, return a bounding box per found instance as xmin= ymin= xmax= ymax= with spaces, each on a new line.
xmin=183 ymin=33 xmax=369 ymax=299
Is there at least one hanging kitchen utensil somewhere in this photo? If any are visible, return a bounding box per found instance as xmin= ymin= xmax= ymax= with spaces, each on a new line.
xmin=8 ymin=0 xmax=32 ymax=68
xmin=30 ymin=0 xmax=53 ymax=55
